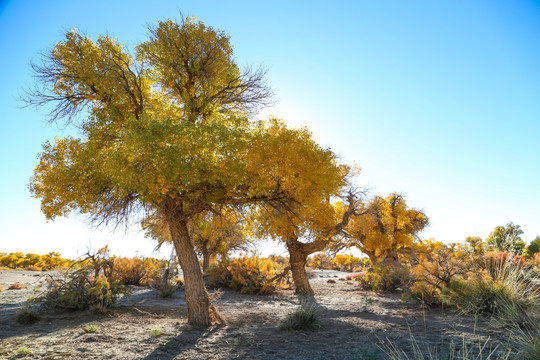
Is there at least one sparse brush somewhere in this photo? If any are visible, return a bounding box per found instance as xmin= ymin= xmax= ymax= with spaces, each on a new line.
xmin=512 ymin=329 xmax=540 ymax=360
xmin=9 ymin=282 xmax=25 ymax=290
xmin=153 ymin=267 xmax=178 ymax=298
xmin=155 ymin=281 xmax=177 ymax=298
xmin=150 ymin=328 xmax=163 ymax=337
xmin=450 ymin=256 xmax=540 ymax=321
xmin=381 ymin=333 xmax=513 ymax=360
xmin=278 ymin=302 xmax=323 ymax=332
xmin=15 ymin=306 xmax=40 ymax=325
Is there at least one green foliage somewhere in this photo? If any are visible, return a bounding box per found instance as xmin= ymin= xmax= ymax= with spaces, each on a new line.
xmin=150 ymin=328 xmax=163 ymax=338
xmin=358 ymin=264 xmax=411 ymax=292
xmin=83 ymin=325 xmax=99 ymax=333
xmin=278 ymin=303 xmax=323 ymax=332
xmin=487 ymin=222 xmax=526 ymax=255
xmin=16 ymin=347 xmax=32 ymax=356
xmin=526 ymin=236 xmax=540 ymax=257
xmin=206 ymin=256 xmax=284 ymax=295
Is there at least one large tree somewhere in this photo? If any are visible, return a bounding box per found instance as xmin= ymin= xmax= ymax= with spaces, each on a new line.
xmin=27 ymin=18 xmax=275 ymax=326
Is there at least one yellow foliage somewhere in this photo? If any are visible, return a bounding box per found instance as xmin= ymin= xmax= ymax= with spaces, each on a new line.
xmin=0 ymin=252 xmax=71 ymax=270
xmin=206 ymin=256 xmax=285 ymax=295
xmin=347 ymin=193 xmax=428 ymax=264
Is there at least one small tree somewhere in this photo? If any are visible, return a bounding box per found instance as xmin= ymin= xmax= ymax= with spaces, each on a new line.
xmin=248 ymin=121 xmax=359 ymax=295
xmin=346 ymin=193 xmax=428 ymax=266
xmin=486 ymin=222 xmax=525 ymax=255
xmin=526 ymin=235 xmax=540 ymax=257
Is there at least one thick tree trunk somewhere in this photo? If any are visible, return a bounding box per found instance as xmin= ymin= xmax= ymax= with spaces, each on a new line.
xmin=169 ymin=218 xmax=212 ymax=327
xmin=286 ymin=241 xmax=314 ymax=296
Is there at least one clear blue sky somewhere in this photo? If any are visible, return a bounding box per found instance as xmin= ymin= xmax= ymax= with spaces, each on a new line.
xmin=1 ymin=0 xmax=539 ymax=259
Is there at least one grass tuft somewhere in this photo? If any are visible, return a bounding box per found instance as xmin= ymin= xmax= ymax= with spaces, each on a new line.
xmin=17 ymin=347 xmax=32 ymax=356
xmin=278 ymin=302 xmax=323 ymax=332
xmin=83 ymin=324 xmax=100 ymax=333
xmin=15 ymin=306 xmax=40 ymax=325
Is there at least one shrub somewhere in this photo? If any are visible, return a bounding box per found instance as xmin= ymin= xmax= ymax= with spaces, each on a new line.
xmin=0 ymin=251 xmax=70 ymax=270
xmin=333 ymin=254 xmax=362 ymax=272
xmin=112 ymin=256 xmax=166 ymax=286
xmin=15 ymin=306 xmax=40 ymax=324
xmin=153 ymin=267 xmax=179 ymax=298
xmin=381 ymin=332 xmax=513 ymax=360
xmin=449 ymin=259 xmax=540 ymax=325
xmin=358 ymin=264 xmax=410 ymax=292
xmin=32 ymin=248 xmax=127 ymax=312
xmin=279 ymin=303 xmax=323 ymax=332
xmin=307 ymin=253 xmax=335 ymax=270
xmin=410 ymin=245 xmax=471 ymax=306
xmin=206 ymin=256 xmax=284 ymax=295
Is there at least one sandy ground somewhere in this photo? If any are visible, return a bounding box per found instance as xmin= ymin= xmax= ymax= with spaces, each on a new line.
xmin=0 ymin=269 xmax=516 ymax=359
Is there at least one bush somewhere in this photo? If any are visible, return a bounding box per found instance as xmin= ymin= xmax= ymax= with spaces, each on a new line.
xmin=112 ymin=256 xmax=166 ymax=286
xmin=358 ymin=264 xmax=410 ymax=292
xmin=333 ymin=254 xmax=362 ymax=272
xmin=15 ymin=306 xmax=40 ymax=325
xmin=410 ymin=245 xmax=471 ymax=306
xmin=449 ymin=259 xmax=540 ymax=325
xmin=32 ymin=247 xmax=127 ymax=312
xmin=153 ymin=267 xmax=179 ymax=298
xmin=206 ymin=256 xmax=285 ymax=295
xmin=279 ymin=303 xmax=323 ymax=332
xmin=0 ymin=251 xmax=70 ymax=270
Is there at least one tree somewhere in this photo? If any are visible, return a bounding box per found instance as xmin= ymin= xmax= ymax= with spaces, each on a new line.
xmin=486 ymin=222 xmax=525 ymax=255
xmin=346 ymin=193 xmax=428 ymax=266
xmin=27 ymin=18 xmax=274 ymax=326
xmin=526 ymin=235 xmax=540 ymax=257
xmin=464 ymin=236 xmax=486 ymax=256
xmin=248 ymin=120 xmax=359 ymax=295
xmin=143 ymin=208 xmax=248 ymax=271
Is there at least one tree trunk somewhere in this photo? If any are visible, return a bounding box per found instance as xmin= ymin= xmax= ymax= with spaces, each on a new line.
xmin=286 ymin=241 xmax=314 ymax=296
xmin=202 ymin=247 xmax=211 ymax=272
xmin=169 ymin=218 xmax=212 ymax=327
xmin=201 ymin=248 xmax=218 ymax=272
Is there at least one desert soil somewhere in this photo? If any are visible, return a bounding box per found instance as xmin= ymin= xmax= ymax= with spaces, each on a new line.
xmin=0 ymin=269 xmax=515 ymax=359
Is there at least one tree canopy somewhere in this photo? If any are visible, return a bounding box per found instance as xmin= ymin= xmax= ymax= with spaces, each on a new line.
xmin=486 ymin=222 xmax=525 ymax=255
xmin=27 ymin=17 xmax=280 ymax=326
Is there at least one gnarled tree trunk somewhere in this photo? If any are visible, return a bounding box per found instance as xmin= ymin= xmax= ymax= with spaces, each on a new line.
xmin=169 ymin=217 xmax=212 ymax=326
xmin=287 ymin=244 xmax=313 ymax=296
